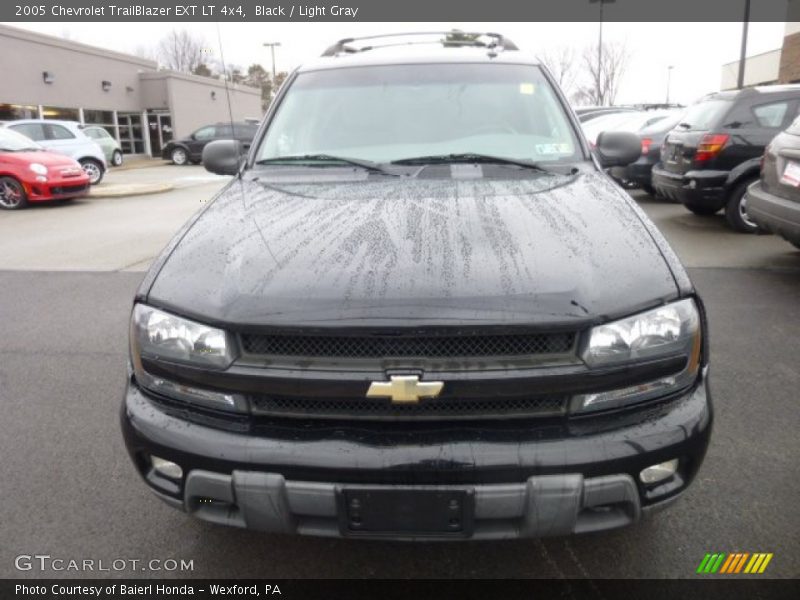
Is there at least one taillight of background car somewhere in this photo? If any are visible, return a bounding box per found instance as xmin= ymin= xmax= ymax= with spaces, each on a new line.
xmin=694 ymin=133 xmax=730 ymax=163
xmin=641 ymin=137 xmax=653 ymax=155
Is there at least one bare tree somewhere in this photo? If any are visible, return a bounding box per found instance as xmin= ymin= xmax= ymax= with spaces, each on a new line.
xmin=157 ymin=29 xmax=208 ymax=74
xmin=573 ymin=41 xmax=629 ymax=106
xmin=538 ymin=46 xmax=578 ymax=96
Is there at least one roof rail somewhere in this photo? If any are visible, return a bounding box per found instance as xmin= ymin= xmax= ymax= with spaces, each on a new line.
xmin=321 ymin=31 xmax=519 ymax=57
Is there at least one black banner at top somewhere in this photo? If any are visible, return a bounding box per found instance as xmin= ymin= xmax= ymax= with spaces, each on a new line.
xmin=0 ymin=0 xmax=796 ymax=22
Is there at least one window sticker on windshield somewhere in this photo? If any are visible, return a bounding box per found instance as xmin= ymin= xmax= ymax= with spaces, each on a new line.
xmin=519 ymin=83 xmax=535 ymax=95
xmin=536 ymin=143 xmax=572 ymax=154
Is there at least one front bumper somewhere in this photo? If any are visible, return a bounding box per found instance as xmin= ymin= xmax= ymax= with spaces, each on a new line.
xmin=651 ymin=165 xmax=727 ymax=208
xmin=747 ymin=181 xmax=800 ymax=246
xmin=121 ymin=369 xmax=712 ymax=540
xmin=23 ymin=179 xmax=90 ymax=202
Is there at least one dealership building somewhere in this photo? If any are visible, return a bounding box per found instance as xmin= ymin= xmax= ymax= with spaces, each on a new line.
xmin=0 ymin=24 xmax=262 ymax=157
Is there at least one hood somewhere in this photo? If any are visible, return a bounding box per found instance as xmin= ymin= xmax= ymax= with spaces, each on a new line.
xmin=147 ymin=171 xmax=679 ymax=328
xmin=0 ymin=150 xmax=81 ymax=169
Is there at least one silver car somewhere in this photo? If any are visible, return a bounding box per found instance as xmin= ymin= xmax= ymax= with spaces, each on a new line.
xmin=0 ymin=119 xmax=107 ymax=184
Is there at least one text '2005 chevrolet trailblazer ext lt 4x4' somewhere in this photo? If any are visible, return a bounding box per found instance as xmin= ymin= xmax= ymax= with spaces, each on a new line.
xmin=122 ymin=33 xmax=713 ymax=540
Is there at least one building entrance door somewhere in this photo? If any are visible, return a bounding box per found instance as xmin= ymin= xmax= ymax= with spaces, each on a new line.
xmin=147 ymin=113 xmax=173 ymax=157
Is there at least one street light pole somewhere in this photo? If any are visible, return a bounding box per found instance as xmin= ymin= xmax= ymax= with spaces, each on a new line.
xmin=666 ymin=65 xmax=674 ymax=104
xmin=263 ymin=42 xmax=281 ymax=80
xmin=737 ymin=0 xmax=751 ymax=89
xmin=590 ymin=0 xmax=616 ymax=106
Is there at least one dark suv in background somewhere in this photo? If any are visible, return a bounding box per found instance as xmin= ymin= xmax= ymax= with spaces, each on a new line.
xmin=652 ymin=85 xmax=800 ymax=232
xmin=162 ymin=121 xmax=259 ymax=165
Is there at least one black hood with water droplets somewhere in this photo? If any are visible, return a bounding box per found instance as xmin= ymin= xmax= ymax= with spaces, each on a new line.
xmin=145 ymin=172 xmax=680 ymax=328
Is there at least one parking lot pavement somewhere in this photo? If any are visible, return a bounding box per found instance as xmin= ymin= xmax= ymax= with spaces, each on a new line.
xmin=0 ymin=166 xmax=228 ymax=271
xmin=0 ymin=182 xmax=798 ymax=578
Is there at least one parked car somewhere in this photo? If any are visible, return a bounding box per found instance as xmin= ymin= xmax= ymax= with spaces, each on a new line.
xmin=0 ymin=127 xmax=90 ymax=210
xmin=0 ymin=119 xmax=107 ymax=184
xmin=161 ymin=121 xmax=259 ymax=165
xmin=582 ymin=110 xmax=677 ymax=147
xmin=746 ymin=115 xmax=800 ymax=249
xmin=574 ymin=106 xmax=638 ymax=123
xmin=652 ymin=85 xmax=800 ymax=232
xmin=122 ymin=34 xmax=712 ymax=540
xmin=609 ymin=111 xmax=685 ymax=194
xmin=83 ymin=125 xmax=124 ymax=167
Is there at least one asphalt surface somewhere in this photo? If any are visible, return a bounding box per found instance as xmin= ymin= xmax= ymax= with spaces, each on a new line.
xmin=0 ymin=168 xmax=798 ymax=579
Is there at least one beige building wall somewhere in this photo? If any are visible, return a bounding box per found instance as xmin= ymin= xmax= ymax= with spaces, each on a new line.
xmin=0 ymin=24 xmax=153 ymax=112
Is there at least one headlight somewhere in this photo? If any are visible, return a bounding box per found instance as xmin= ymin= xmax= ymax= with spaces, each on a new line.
xmin=131 ymin=304 xmax=235 ymax=369
xmin=581 ymin=299 xmax=700 ymax=367
xmin=130 ymin=304 xmax=244 ymax=412
xmin=573 ymin=299 xmax=702 ymax=413
xmin=29 ymin=163 xmax=48 ymax=176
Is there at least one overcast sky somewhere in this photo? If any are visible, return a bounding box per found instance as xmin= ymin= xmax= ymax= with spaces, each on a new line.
xmin=12 ymin=21 xmax=789 ymax=105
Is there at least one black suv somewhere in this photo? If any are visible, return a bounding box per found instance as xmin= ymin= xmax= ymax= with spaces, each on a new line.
xmin=122 ymin=33 xmax=712 ymax=541
xmin=652 ymin=85 xmax=800 ymax=232
xmin=162 ymin=121 xmax=258 ymax=165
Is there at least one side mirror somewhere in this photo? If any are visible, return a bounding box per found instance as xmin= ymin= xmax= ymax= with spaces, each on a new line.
xmin=595 ymin=131 xmax=642 ymax=168
xmin=202 ymin=139 xmax=245 ymax=175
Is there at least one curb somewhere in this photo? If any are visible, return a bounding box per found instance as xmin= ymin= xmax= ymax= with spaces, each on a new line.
xmin=111 ymin=160 xmax=171 ymax=172
xmin=89 ymin=183 xmax=174 ymax=198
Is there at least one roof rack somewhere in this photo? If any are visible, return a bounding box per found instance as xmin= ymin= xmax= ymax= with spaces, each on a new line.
xmin=321 ymin=31 xmax=519 ymax=57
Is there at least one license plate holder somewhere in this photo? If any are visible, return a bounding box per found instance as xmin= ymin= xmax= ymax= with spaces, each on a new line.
xmin=337 ymin=486 xmax=474 ymax=537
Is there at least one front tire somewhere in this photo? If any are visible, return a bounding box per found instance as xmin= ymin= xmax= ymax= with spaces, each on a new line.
xmin=112 ymin=150 xmax=124 ymax=167
xmin=724 ymin=179 xmax=760 ymax=233
xmin=0 ymin=176 xmax=28 ymax=210
xmin=80 ymin=159 xmax=104 ymax=185
xmin=171 ymin=147 xmax=188 ymax=165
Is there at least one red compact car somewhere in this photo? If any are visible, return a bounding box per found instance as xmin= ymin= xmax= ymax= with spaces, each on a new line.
xmin=0 ymin=127 xmax=91 ymax=210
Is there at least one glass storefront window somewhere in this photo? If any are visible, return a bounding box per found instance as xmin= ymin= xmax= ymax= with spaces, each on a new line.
xmin=118 ymin=112 xmax=145 ymax=154
xmin=83 ymin=109 xmax=115 ymax=125
xmin=41 ymin=106 xmax=80 ymax=121
xmin=0 ymin=103 xmax=39 ymax=119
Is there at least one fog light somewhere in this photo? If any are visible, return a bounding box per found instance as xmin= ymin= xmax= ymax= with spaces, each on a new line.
xmin=639 ymin=459 xmax=678 ymax=485
xmin=151 ymin=456 xmax=183 ymax=480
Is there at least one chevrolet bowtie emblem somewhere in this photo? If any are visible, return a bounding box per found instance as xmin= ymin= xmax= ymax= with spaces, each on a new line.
xmin=366 ymin=375 xmax=444 ymax=404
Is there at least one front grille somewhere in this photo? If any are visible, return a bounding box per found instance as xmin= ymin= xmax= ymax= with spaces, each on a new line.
xmin=240 ymin=331 xmax=575 ymax=359
xmin=51 ymin=184 xmax=89 ymax=195
xmin=249 ymin=394 xmax=567 ymax=420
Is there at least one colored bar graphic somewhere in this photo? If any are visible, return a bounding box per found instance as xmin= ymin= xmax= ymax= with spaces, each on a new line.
xmin=758 ymin=554 xmax=773 ymax=573
xmin=699 ymin=552 xmax=773 ymax=574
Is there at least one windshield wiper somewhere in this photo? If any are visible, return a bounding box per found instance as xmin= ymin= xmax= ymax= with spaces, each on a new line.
xmin=256 ymin=154 xmax=395 ymax=175
xmin=390 ymin=153 xmax=558 ymax=174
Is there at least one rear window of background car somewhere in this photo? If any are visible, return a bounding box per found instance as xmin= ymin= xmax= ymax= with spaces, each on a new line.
xmin=10 ymin=122 xmax=46 ymax=140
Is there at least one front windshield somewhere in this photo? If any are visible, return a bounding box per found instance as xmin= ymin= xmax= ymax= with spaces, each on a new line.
xmin=256 ymin=63 xmax=582 ymax=165
xmin=0 ymin=127 xmax=42 ymax=152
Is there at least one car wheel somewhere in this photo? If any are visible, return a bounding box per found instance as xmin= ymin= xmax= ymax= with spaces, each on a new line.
xmin=724 ymin=180 xmax=759 ymax=233
xmin=171 ymin=147 xmax=188 ymax=165
xmin=112 ymin=150 xmax=124 ymax=167
xmin=80 ymin=159 xmax=105 ymax=185
xmin=684 ymin=200 xmax=722 ymax=216
xmin=0 ymin=176 xmax=28 ymax=210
